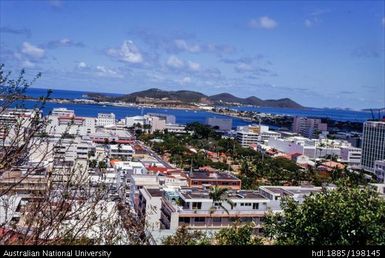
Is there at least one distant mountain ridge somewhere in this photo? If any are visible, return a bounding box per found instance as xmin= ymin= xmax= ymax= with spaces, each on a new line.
xmin=88 ymin=88 xmax=303 ymax=108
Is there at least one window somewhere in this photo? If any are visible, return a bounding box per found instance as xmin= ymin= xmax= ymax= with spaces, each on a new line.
xmin=213 ymin=217 xmax=221 ymax=223
xmin=179 ymin=217 xmax=190 ymax=223
xmin=253 ymin=203 xmax=259 ymax=210
xmin=241 ymin=217 xmax=252 ymax=222
xmin=240 ymin=203 xmax=245 ymax=206
xmin=194 ymin=217 xmax=205 ymax=222
xmin=192 ymin=202 xmax=202 ymax=209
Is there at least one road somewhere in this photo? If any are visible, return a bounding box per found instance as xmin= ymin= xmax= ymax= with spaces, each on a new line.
xmin=135 ymin=140 xmax=174 ymax=169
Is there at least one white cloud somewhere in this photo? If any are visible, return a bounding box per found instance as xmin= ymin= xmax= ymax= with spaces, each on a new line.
xmin=187 ymin=61 xmax=200 ymax=71
xmin=176 ymin=76 xmax=192 ymax=85
xmin=43 ymin=38 xmax=84 ymax=48
xmin=95 ymin=65 xmax=123 ymax=78
xmin=166 ymin=56 xmax=201 ymax=72
xmin=166 ymin=55 xmax=184 ymax=68
xmin=78 ymin=62 xmax=87 ymax=69
xmin=248 ymin=16 xmax=278 ymax=29
xmin=235 ymin=63 xmax=253 ymax=72
xmin=305 ymin=19 xmax=313 ymax=28
xmin=174 ymin=39 xmax=201 ymax=53
xmin=21 ymin=60 xmax=36 ymax=68
xmin=21 ymin=42 xmax=45 ymax=59
xmin=48 ymin=0 xmax=62 ymax=7
xmin=107 ymin=40 xmax=143 ymax=64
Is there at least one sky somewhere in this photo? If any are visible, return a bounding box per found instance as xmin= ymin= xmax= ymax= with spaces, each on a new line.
xmin=0 ymin=0 xmax=384 ymax=110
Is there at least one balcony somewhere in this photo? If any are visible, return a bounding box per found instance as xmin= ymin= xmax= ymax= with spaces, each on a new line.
xmin=177 ymin=208 xmax=266 ymax=217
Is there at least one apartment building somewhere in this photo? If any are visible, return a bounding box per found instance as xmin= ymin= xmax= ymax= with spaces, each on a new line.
xmin=146 ymin=116 xmax=166 ymax=133
xmin=90 ymin=129 xmax=133 ymax=144
xmin=97 ymin=113 xmax=116 ymax=127
xmin=236 ymin=125 xmax=269 ymax=147
xmin=292 ymin=117 xmax=328 ymax=139
xmin=125 ymin=116 xmax=145 ymax=127
xmin=129 ymin=175 xmax=160 ymax=209
xmin=108 ymin=144 xmax=134 ymax=160
xmin=361 ymin=121 xmax=385 ymax=172
xmin=0 ymin=109 xmax=42 ymax=145
xmin=340 ymin=146 xmax=362 ymax=168
xmin=184 ymin=170 xmax=241 ymax=190
xmin=0 ymin=169 xmax=47 ymax=196
xmin=47 ymin=108 xmax=96 ymax=136
xmin=113 ymin=161 xmax=147 ymax=176
xmin=146 ymin=113 xmax=176 ymax=124
xmin=165 ymin=124 xmax=187 ymax=134
xmin=137 ymin=184 xmax=324 ymax=243
xmin=157 ymin=187 xmax=269 ymax=235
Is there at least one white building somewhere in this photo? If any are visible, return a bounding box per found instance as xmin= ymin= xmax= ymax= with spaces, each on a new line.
xmin=361 ymin=121 xmax=385 ymax=172
xmin=340 ymin=147 xmax=362 ymax=168
xmin=125 ymin=116 xmax=145 ymax=127
xmin=268 ymin=137 xmax=316 ymax=157
xmin=267 ymin=136 xmax=350 ymax=160
xmin=147 ymin=113 xmax=176 ymax=124
xmin=129 ymin=174 xmax=160 ymax=208
xmin=108 ymin=144 xmax=134 ymax=160
xmin=139 ymin=185 xmax=323 ymax=244
xmin=236 ymin=125 xmax=271 ymax=147
xmin=113 ymin=161 xmax=147 ymax=176
xmin=46 ymin=115 xmax=96 ymax=136
xmin=165 ymin=124 xmax=187 ymax=134
xmin=97 ymin=113 xmax=116 ymax=127
xmin=51 ymin=107 xmax=75 ymax=117
xmin=292 ymin=117 xmax=328 ymax=139
xmin=146 ymin=116 xmax=166 ymax=133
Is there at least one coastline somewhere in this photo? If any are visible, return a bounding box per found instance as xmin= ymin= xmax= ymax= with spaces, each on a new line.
xmin=16 ymin=96 xmax=367 ymax=128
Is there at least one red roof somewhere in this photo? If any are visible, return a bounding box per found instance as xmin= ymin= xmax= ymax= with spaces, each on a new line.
xmin=147 ymin=166 xmax=168 ymax=173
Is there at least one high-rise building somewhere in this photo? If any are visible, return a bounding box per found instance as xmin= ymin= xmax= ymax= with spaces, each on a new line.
xmin=292 ymin=117 xmax=328 ymax=139
xmin=361 ymin=121 xmax=385 ymax=172
xmin=236 ymin=125 xmax=270 ymax=147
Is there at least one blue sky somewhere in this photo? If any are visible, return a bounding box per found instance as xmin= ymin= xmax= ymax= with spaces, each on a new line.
xmin=0 ymin=0 xmax=384 ymax=109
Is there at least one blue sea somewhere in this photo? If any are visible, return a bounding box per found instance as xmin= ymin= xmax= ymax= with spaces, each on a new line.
xmin=17 ymin=88 xmax=377 ymax=124
xmin=226 ymin=106 xmax=377 ymax=123
xmin=18 ymin=88 xmax=252 ymax=127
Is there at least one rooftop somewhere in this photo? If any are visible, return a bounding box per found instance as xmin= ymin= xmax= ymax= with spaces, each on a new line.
xmin=261 ymin=186 xmax=322 ymax=197
xmin=178 ymin=188 xmax=267 ymax=201
xmin=187 ymin=170 xmax=240 ymax=181
xmin=146 ymin=188 xmax=163 ymax=197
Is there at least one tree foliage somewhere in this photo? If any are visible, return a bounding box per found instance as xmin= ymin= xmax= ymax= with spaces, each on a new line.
xmin=264 ymin=184 xmax=385 ymax=245
xmin=163 ymin=224 xmax=263 ymax=245
xmin=162 ymin=225 xmax=210 ymax=245
xmin=215 ymin=223 xmax=262 ymax=245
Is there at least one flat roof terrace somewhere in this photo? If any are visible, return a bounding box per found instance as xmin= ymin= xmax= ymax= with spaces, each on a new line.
xmin=187 ymin=171 xmax=240 ymax=181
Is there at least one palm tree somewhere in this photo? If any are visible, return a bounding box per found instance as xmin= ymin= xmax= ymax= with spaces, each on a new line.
xmin=209 ymin=186 xmax=234 ymax=215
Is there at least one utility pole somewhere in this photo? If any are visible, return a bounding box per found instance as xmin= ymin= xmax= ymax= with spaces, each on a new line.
xmin=190 ymin=157 xmax=193 ymax=173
